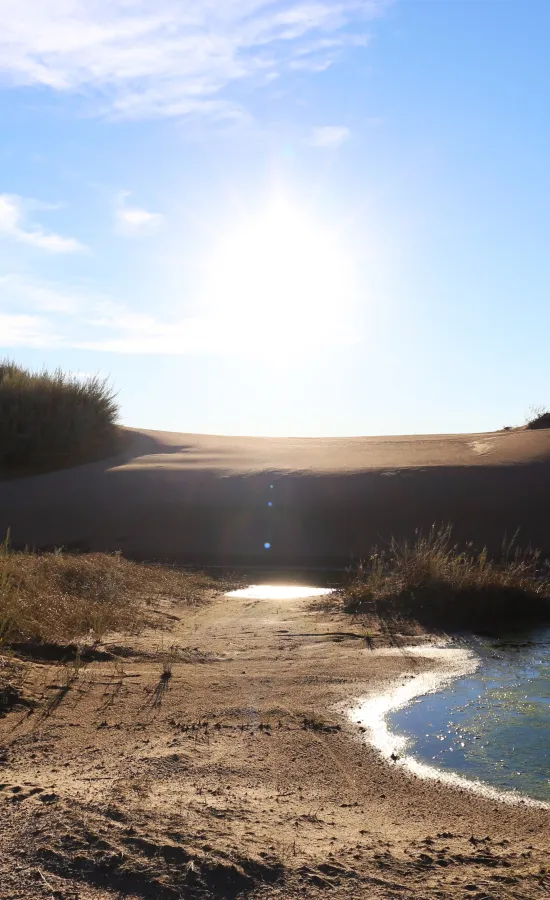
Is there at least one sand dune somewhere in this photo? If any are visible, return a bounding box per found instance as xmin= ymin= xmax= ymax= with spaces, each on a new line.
xmin=1 ymin=426 xmax=549 ymax=565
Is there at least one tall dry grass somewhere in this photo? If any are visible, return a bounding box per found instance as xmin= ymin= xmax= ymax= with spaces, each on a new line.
xmin=0 ymin=535 xmax=215 ymax=646
xmin=0 ymin=360 xmax=120 ymax=474
xmin=344 ymin=525 xmax=550 ymax=631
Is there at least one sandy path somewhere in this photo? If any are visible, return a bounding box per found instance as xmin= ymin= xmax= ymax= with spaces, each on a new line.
xmin=0 ymin=587 xmax=548 ymax=898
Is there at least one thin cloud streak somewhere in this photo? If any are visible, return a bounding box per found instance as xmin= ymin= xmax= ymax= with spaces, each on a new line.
xmin=0 ymin=1 xmax=389 ymax=119
xmin=311 ymin=125 xmax=351 ymax=148
xmin=0 ymin=195 xmax=85 ymax=253
xmin=0 ymin=275 xmax=358 ymax=356
xmin=0 ymin=313 xmax=61 ymax=348
xmin=115 ymin=194 xmax=164 ymax=235
xmin=0 ymin=274 xmax=82 ymax=313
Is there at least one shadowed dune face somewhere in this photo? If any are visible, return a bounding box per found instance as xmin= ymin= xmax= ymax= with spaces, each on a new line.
xmin=1 ymin=427 xmax=550 ymax=565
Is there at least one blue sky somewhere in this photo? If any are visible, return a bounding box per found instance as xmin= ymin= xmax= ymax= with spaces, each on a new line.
xmin=1 ymin=0 xmax=549 ymax=437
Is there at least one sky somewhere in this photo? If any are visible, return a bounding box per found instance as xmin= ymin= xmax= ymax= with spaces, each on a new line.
xmin=1 ymin=0 xmax=549 ymax=437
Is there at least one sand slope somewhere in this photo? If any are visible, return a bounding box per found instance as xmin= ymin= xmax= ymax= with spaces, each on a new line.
xmin=1 ymin=426 xmax=550 ymax=564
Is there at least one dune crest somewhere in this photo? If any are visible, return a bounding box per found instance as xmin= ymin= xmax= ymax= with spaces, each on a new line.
xmin=1 ymin=426 xmax=550 ymax=564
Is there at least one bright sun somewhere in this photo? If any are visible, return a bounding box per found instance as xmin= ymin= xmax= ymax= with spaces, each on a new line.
xmin=204 ymin=195 xmax=356 ymax=353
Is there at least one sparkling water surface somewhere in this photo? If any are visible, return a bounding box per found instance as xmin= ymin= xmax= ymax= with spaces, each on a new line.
xmin=390 ymin=627 xmax=550 ymax=802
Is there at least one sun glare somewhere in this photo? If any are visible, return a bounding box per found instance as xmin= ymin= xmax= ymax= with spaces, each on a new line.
xmin=227 ymin=585 xmax=333 ymax=600
xmin=203 ymin=195 xmax=357 ymax=353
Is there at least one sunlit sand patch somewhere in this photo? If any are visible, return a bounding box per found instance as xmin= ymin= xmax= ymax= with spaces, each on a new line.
xmin=469 ymin=440 xmax=495 ymax=455
xmin=227 ymin=585 xmax=333 ymax=600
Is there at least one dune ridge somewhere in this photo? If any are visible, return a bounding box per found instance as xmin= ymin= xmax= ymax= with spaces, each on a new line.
xmin=1 ymin=426 xmax=549 ymax=565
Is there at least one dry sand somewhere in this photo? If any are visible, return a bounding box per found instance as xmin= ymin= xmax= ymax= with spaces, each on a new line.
xmin=1 ymin=426 xmax=550 ymax=565
xmin=1 ymin=587 xmax=548 ymax=899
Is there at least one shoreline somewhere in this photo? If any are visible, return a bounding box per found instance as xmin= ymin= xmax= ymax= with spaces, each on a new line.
xmin=347 ymin=642 xmax=550 ymax=810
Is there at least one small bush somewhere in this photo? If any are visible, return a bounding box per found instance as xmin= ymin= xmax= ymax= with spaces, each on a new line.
xmin=0 ymin=360 xmax=120 ymax=474
xmin=343 ymin=525 xmax=550 ymax=632
xmin=526 ymin=405 xmax=550 ymax=430
xmin=0 ymin=536 xmax=216 ymax=646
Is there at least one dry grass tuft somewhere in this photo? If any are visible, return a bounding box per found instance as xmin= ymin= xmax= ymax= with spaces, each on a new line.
xmin=0 ymin=359 xmax=120 ymax=475
xmin=343 ymin=525 xmax=550 ymax=632
xmin=0 ymin=535 xmax=216 ymax=646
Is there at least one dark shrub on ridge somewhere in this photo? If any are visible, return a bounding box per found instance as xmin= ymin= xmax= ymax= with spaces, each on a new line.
xmin=526 ymin=409 xmax=550 ymax=430
xmin=0 ymin=360 xmax=120 ymax=474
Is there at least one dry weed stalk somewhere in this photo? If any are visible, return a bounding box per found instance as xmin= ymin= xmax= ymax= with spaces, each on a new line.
xmin=0 ymin=359 xmax=119 ymax=473
xmin=0 ymin=536 xmax=217 ymax=646
xmin=344 ymin=524 xmax=550 ymax=630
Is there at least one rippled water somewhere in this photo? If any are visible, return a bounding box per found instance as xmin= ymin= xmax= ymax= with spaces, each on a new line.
xmin=390 ymin=627 xmax=550 ymax=802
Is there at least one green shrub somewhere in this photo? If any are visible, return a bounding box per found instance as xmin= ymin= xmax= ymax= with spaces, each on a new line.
xmin=0 ymin=360 xmax=120 ymax=474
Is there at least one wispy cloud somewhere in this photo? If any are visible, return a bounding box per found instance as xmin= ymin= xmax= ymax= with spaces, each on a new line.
xmin=115 ymin=193 xmax=164 ymax=235
xmin=0 ymin=1 xmax=389 ymax=120
xmin=311 ymin=125 xmax=351 ymax=148
xmin=0 ymin=274 xmax=81 ymax=313
xmin=0 ymin=195 xmax=85 ymax=253
xmin=0 ymin=274 xmax=356 ymax=356
xmin=0 ymin=313 xmax=61 ymax=348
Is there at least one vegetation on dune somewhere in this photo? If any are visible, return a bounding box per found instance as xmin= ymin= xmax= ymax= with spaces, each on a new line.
xmin=0 ymin=535 xmax=215 ymax=646
xmin=0 ymin=359 xmax=120 ymax=475
xmin=343 ymin=525 xmax=550 ymax=632
xmin=526 ymin=405 xmax=550 ymax=430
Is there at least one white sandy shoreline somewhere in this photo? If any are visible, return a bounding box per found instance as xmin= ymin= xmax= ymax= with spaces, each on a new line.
xmin=347 ymin=643 xmax=550 ymax=810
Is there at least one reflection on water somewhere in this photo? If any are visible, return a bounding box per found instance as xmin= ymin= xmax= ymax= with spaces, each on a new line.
xmin=227 ymin=585 xmax=333 ymax=600
xmin=390 ymin=628 xmax=550 ymax=802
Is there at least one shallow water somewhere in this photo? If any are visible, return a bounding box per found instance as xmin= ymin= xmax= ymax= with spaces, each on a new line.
xmin=389 ymin=627 xmax=550 ymax=802
xmin=227 ymin=585 xmax=333 ymax=600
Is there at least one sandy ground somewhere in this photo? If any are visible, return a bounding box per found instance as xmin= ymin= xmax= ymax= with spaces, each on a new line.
xmin=0 ymin=587 xmax=548 ymax=899
xmin=1 ymin=427 xmax=550 ymax=565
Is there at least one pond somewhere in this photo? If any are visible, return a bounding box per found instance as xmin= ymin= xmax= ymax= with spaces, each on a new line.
xmin=388 ymin=628 xmax=550 ymax=803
